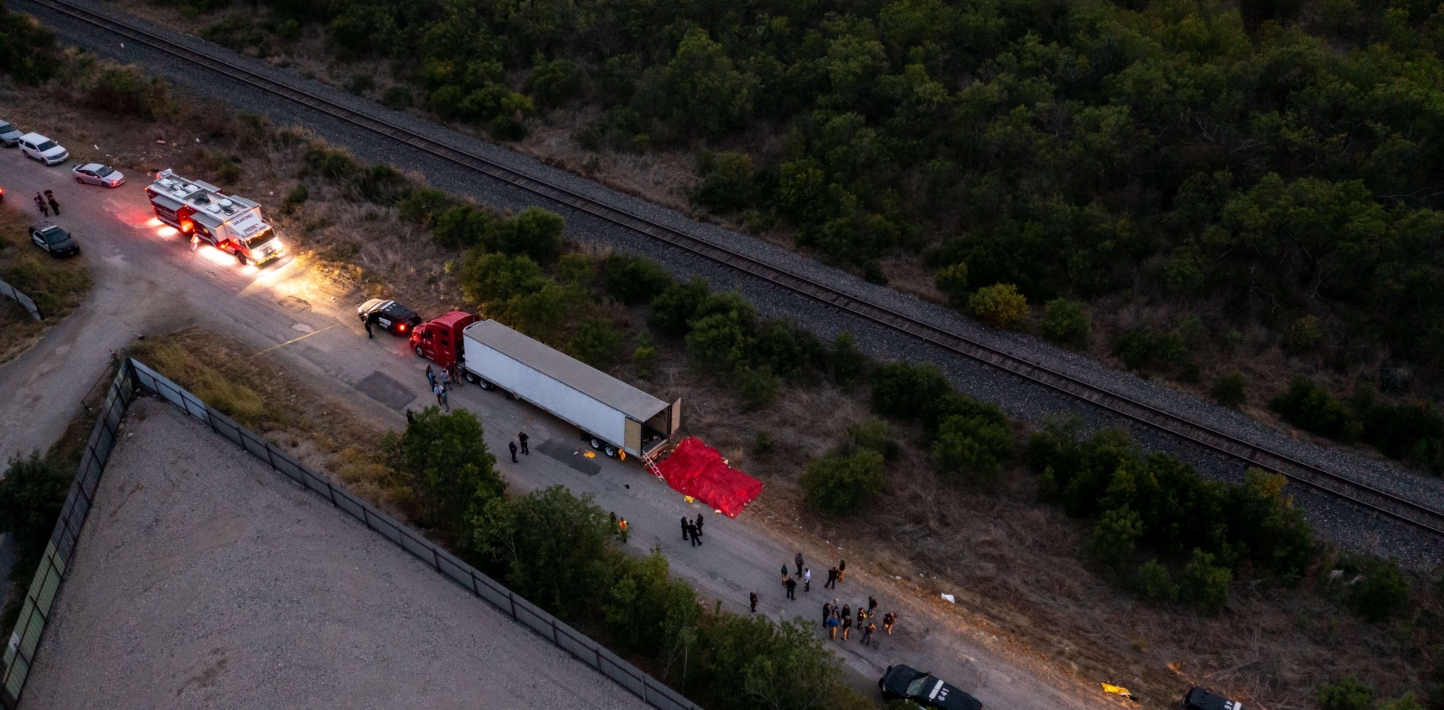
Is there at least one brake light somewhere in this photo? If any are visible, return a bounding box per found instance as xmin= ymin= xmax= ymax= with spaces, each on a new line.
xmin=399 ymin=324 xmax=408 ymax=332
xmin=181 ymin=220 xmax=193 ymax=233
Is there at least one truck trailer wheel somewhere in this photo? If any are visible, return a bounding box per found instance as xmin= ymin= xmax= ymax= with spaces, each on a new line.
xmin=415 ymin=346 xmax=424 ymax=358
xmin=590 ymin=437 xmax=602 ymax=450
xmin=604 ymin=445 xmax=617 ymax=458
xmin=464 ymin=371 xmax=478 ymax=385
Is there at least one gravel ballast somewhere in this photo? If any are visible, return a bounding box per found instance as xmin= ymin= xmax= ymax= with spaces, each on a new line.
xmin=16 ymin=0 xmax=1444 ymax=567
xmin=19 ymin=398 xmax=649 ymax=710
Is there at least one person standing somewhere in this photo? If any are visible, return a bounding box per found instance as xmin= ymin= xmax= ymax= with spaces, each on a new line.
xmin=685 ymin=520 xmax=698 ymax=546
xmin=365 ymin=317 xmax=373 ymax=338
xmin=784 ymin=577 xmax=797 ymax=601
xmin=405 ymin=409 xmax=415 ymax=424
xmin=680 ymin=516 xmax=690 ymax=541
xmin=690 ymin=522 xmax=702 ymax=546
xmin=803 ymin=568 xmax=811 ymax=593
xmin=44 ymin=190 xmax=59 ymax=216
xmin=883 ymin=612 xmax=896 ymax=635
xmin=841 ymin=604 xmax=851 ymax=624
xmin=508 ymin=440 xmax=518 ymax=463
xmin=822 ymin=601 xmax=832 ymax=626
xmin=750 ymin=592 xmax=758 ymax=613
xmin=856 ymin=608 xmax=866 ymax=634
xmin=794 ymin=552 xmax=804 ymax=577
xmin=826 ymin=614 xmax=839 ymax=640
xmin=518 ymin=432 xmax=529 ymax=455
xmin=439 ymin=387 xmax=450 ymax=412
xmin=34 ymin=194 xmax=48 ymax=217
xmin=434 ymin=383 xmax=445 ymax=406
xmin=439 ymin=368 xmax=450 ymax=391
xmin=867 ymin=596 xmax=878 ymax=618
xmin=780 ymin=564 xmax=789 ymax=585
xmin=426 ymin=366 xmax=437 ymax=390
xmin=838 ymin=559 xmax=847 ymax=582
xmin=694 ymin=513 xmax=704 ymax=537
xmin=618 ymin=518 xmax=629 ymax=543
xmin=862 ymin=620 xmax=877 ymax=646
xmin=825 ymin=567 xmax=838 ymax=589
xmin=841 ymin=610 xmax=852 ymax=640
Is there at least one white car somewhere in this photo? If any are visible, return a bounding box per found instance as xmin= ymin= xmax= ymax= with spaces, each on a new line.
xmin=72 ymin=163 xmax=125 ymax=187
xmin=19 ymin=133 xmax=68 ymax=165
xmin=0 ymin=120 xmax=22 ymax=148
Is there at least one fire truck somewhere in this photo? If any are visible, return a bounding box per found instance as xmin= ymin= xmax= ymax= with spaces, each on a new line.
xmin=145 ymin=169 xmax=285 ymax=265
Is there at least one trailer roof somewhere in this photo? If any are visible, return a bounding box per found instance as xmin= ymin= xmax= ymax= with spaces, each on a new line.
xmin=147 ymin=169 xmax=260 ymax=221
xmin=465 ymin=319 xmax=669 ymax=421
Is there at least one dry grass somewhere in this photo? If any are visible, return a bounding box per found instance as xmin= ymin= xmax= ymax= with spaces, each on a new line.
xmin=0 ymin=203 xmax=91 ymax=364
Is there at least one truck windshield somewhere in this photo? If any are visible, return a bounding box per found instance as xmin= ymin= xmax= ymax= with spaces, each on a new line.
xmin=246 ymin=228 xmax=278 ymax=248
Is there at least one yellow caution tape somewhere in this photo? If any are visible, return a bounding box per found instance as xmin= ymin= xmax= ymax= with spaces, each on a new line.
xmin=684 ymin=496 xmax=695 ymax=503
xmin=582 ymin=451 xmax=597 ymax=459
xmin=1101 ymin=683 xmax=1132 ymax=698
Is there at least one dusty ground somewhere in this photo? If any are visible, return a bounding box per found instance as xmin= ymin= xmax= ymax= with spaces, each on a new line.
xmin=0 ymin=51 xmax=1429 ymax=710
xmin=21 ymin=397 xmax=649 ymax=710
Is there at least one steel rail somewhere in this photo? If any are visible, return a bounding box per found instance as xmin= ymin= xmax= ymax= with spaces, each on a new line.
xmin=33 ymin=0 xmax=1444 ymax=536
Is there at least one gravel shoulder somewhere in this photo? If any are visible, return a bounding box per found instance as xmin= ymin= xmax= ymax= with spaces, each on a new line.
xmin=20 ymin=397 xmax=649 ymax=710
xmin=14 ymin=0 xmax=1444 ymax=569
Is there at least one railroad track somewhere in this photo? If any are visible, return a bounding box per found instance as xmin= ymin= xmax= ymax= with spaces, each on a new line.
xmin=31 ymin=0 xmax=1444 ymax=537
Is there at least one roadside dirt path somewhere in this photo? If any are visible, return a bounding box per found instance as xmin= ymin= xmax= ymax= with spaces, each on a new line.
xmin=0 ymin=148 xmax=1127 ymax=710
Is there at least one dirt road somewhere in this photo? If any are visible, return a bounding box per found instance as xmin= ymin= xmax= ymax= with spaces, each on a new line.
xmin=0 ymin=148 xmax=1123 ymax=710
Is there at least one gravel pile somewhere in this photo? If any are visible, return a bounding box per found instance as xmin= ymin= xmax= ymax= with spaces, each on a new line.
xmin=23 ymin=0 xmax=1444 ymax=567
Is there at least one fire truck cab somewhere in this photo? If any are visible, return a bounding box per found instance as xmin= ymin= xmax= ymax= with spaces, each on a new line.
xmin=409 ymin=311 xmax=479 ymax=368
xmin=146 ymin=169 xmax=285 ymax=265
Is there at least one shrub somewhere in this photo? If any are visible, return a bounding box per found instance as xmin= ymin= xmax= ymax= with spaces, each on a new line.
xmin=466 ymin=485 xmax=611 ymax=616
xmin=686 ymin=312 xmax=753 ymax=373
xmin=281 ymin=184 xmax=309 ymax=214
xmin=432 ymin=204 xmax=499 ymax=249
xmin=801 ymin=449 xmax=886 ymax=515
xmin=845 ymin=418 xmax=897 ymax=460
xmin=1225 ymin=470 xmax=1314 ymax=579
xmin=382 ymin=85 xmax=413 ymax=108
xmin=354 ymin=164 xmax=408 ymax=204
xmin=1285 ymin=314 xmax=1323 ymax=353
xmin=1086 ymin=506 xmax=1143 ymax=572
xmin=570 ymin=318 xmax=623 ymax=369
xmin=0 ymin=452 xmax=71 ymax=554
xmin=1113 ymin=326 xmax=1187 ymax=371
xmin=382 ymin=407 xmax=504 ymax=533
xmin=88 ymin=67 xmax=169 ymax=119
xmin=967 ymin=283 xmax=1028 ymax=328
xmin=632 ymin=339 xmax=658 ymax=379
xmin=830 ymin=332 xmax=867 ymax=387
xmin=345 ymin=73 xmax=376 ymax=94
xmin=736 ymin=366 xmax=780 ymax=411
xmin=1271 ymin=377 xmax=1361 ymax=442
xmin=1042 ymin=299 xmax=1089 ymax=348
xmin=1358 ymin=394 xmax=1444 ymax=470
xmin=1317 ymin=677 xmax=1375 ymax=710
xmin=398 ymin=187 xmax=449 ymax=226
xmin=1211 ymin=373 xmax=1247 ymax=408
xmin=604 ymin=253 xmax=674 ymax=305
xmin=558 ymin=253 xmax=594 ymax=288
xmin=934 ymin=262 xmax=969 ymax=305
xmin=932 ymin=413 xmax=1014 ymax=484
xmin=303 ymin=144 xmax=358 ymax=181
xmin=1135 ymin=559 xmax=1179 ymax=601
xmin=701 ymin=614 xmax=866 ymax=710
xmin=526 ymin=58 xmax=583 ymax=108
xmin=0 ymin=6 xmax=60 ymax=84
xmin=497 ymin=207 xmax=565 ymax=264
xmin=751 ymin=320 xmax=825 ymax=381
xmin=1347 ymin=558 xmax=1411 ymax=623
xmin=457 ymin=251 xmax=545 ymax=304
xmin=871 ymin=362 xmax=951 ymax=421
xmin=649 ymin=279 xmax=711 ymax=335
xmin=1180 ymin=550 xmax=1231 ymax=615
xmin=1377 ymin=694 xmax=1424 ymax=710
xmin=694 ymin=151 xmax=755 ymax=213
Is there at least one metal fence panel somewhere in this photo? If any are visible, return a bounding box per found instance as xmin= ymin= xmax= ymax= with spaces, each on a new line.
xmin=0 ymin=278 xmax=41 ymax=320
xmin=554 ymin=626 xmax=595 ymax=667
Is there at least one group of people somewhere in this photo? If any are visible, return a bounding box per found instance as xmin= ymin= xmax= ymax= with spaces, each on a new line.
xmin=681 ymin=514 xmax=705 ymax=546
xmin=508 ymin=432 xmax=529 ymax=462
xmin=822 ymin=597 xmax=895 ymax=646
xmin=610 ymin=512 xmax=630 ymax=543
xmin=33 ymin=190 xmax=60 ymax=217
xmin=425 ymin=364 xmax=462 ymax=411
xmin=777 ymin=553 xmax=848 ymax=600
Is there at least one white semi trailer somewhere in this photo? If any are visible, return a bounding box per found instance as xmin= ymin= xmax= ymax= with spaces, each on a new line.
xmin=459 ymin=319 xmax=680 ymax=461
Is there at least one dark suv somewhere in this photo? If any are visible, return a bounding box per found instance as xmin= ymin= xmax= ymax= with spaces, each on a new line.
xmin=29 ymin=222 xmax=80 ymax=258
xmin=357 ymin=298 xmax=421 ymax=336
xmin=1183 ymin=687 xmax=1246 ymax=710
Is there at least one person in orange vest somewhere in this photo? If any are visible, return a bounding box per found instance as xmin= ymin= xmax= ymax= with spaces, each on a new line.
xmin=618 ymin=517 xmax=629 ymax=543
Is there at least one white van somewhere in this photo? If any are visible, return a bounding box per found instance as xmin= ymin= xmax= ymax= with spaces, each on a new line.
xmin=19 ymin=133 xmax=69 ymax=165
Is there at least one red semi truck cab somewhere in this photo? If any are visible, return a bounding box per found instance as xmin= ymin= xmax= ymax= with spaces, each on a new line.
xmin=410 ymin=311 xmax=479 ymax=368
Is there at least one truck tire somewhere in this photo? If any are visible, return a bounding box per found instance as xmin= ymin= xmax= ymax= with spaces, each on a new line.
xmin=590 ymin=437 xmax=602 ymax=450
xmin=236 ymin=251 xmax=248 ymax=265
xmin=479 ymin=379 xmax=494 ymax=391
xmin=415 ymin=346 xmax=424 ymax=358
xmin=604 ymin=445 xmax=617 ymax=458
xmin=464 ymin=371 xmax=479 ymax=385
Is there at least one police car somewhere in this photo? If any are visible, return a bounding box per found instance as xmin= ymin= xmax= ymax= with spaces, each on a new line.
xmin=879 ymin=665 xmax=983 ymax=710
xmin=1183 ymin=687 xmax=1246 ymax=710
xmin=357 ymin=299 xmax=421 ymax=336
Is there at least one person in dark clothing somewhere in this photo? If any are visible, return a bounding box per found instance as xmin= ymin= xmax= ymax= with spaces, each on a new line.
xmin=680 ymin=516 xmax=690 ymax=541
xmin=883 ymin=612 xmax=897 ymax=634
xmin=862 ymin=621 xmax=877 ymax=646
xmin=508 ymin=440 xmax=518 ymax=463
xmin=825 ymin=567 xmax=838 ymax=589
xmin=822 ymin=602 xmax=832 ymax=626
xmin=34 ymin=194 xmax=48 ymax=217
xmin=690 ymin=523 xmax=702 ymax=546
xmin=750 ymin=592 xmax=758 ymax=613
xmin=856 ymin=608 xmax=866 ymax=629
xmin=784 ymin=577 xmax=797 ymax=600
xmin=841 ymin=604 xmax=851 ymax=624
xmin=794 ymin=552 xmax=804 ymax=577
xmin=781 ymin=565 xmax=789 ymax=584
xmin=426 ymin=366 xmax=436 ymax=389
xmin=841 ymin=611 xmax=852 ymax=640
xmin=838 ymin=559 xmax=847 ymax=582
xmin=405 ymin=409 xmax=415 ymax=424
xmin=686 ymin=521 xmax=699 ymax=546
xmin=44 ymin=190 xmax=58 ymax=216
xmin=867 ymin=596 xmax=878 ymax=617
xmin=694 ymin=513 xmax=704 ymax=537
xmin=365 ymin=317 xmax=373 ymax=338
xmin=518 ymin=432 xmax=529 ymax=455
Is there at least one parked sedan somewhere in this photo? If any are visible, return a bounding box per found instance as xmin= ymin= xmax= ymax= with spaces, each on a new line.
xmin=879 ymin=665 xmax=983 ymax=710
xmin=72 ymin=163 xmax=125 ymax=187
xmin=0 ymin=120 xmax=22 ymax=147
xmin=18 ymin=133 xmax=68 ymax=165
xmin=357 ymin=298 xmax=421 ymax=336
xmin=29 ymin=222 xmax=80 ymax=258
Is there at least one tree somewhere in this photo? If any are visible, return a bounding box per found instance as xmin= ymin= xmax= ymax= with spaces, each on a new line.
xmin=1346 ymin=559 xmax=1411 ymax=623
xmin=570 ymin=318 xmax=623 ymax=369
xmin=604 ymin=253 xmax=674 ymax=305
xmin=736 ymin=366 xmax=781 ymax=411
xmin=382 ymin=407 xmax=503 ymax=532
xmin=694 ymin=151 xmax=756 ymax=213
xmin=968 ymin=284 xmax=1028 ymax=329
xmin=801 ymin=450 xmax=886 ymax=515
xmin=1086 ymin=506 xmax=1142 ymax=572
xmin=1271 ymin=377 xmax=1361 ymax=442
xmin=830 ymin=332 xmax=867 ymax=387
xmin=934 ymin=262 xmax=969 ymax=305
xmin=496 ymin=207 xmax=565 ymax=265
xmin=871 ymin=362 xmax=951 ymax=421
xmin=1042 ymin=299 xmax=1089 ymax=348
xmin=1316 ymin=677 xmax=1375 ymax=710
xmin=526 ymin=58 xmax=583 ymax=108
xmin=0 ymin=452 xmax=71 ymax=553
xmin=649 ymin=279 xmax=711 ymax=335
xmin=1134 ymin=559 xmax=1178 ymax=601
xmin=458 ymin=251 xmax=545 ymax=305
xmin=466 ymin=485 xmax=612 ymax=616
xmin=701 ymin=614 xmax=862 ymax=710
xmin=1180 ymin=550 xmax=1231 ymax=615
xmin=651 ymin=28 xmax=754 ymax=135
xmin=1211 ymin=373 xmax=1248 ymax=408
xmin=932 ymin=413 xmax=1014 ymax=484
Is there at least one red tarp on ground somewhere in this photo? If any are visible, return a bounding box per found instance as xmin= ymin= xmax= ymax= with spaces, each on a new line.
xmin=654 ymin=437 xmax=764 ymax=518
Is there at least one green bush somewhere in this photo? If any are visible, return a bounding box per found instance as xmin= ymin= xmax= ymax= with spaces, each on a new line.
xmin=801 ymin=449 xmax=886 ymax=515
xmin=1180 ymin=550 xmax=1232 ymax=615
xmin=0 ymin=6 xmax=60 ymax=84
xmin=845 ymin=417 xmax=897 ymax=460
xmin=398 ymin=187 xmax=449 ymax=226
xmin=457 ymin=251 xmax=545 ymax=304
xmin=526 ymin=58 xmax=583 ymax=108
xmin=830 ymin=332 xmax=867 ymax=387
xmin=0 ymin=452 xmax=71 ymax=554
xmin=1346 ymin=558 xmax=1411 ymax=623
xmin=1211 ymin=373 xmax=1248 ymax=408
xmin=1377 ymin=694 xmax=1424 ymax=710
xmin=381 ymin=85 xmax=412 ymax=108
xmin=1356 ymin=392 xmax=1444 ymax=471
xmin=281 ymin=184 xmax=309 ymax=214
xmin=686 ymin=312 xmax=754 ymax=373
xmin=1113 ymin=326 xmax=1187 ymax=372
xmin=466 ymin=485 xmax=611 ymax=616
xmin=1086 ymin=506 xmax=1143 ymax=572
xmin=302 ymin=144 xmax=357 ymax=181
xmin=1134 ymin=559 xmax=1179 ymax=601
xmin=1271 ymin=377 xmax=1362 ymax=442
xmin=496 ymin=207 xmax=565 ymax=265
xmin=967 ymin=283 xmax=1028 ymax=329
xmin=871 ymin=362 xmax=951 ymax=421
xmin=694 ymin=151 xmax=755 ymax=213
xmin=1042 ymin=299 xmax=1089 ymax=349
xmin=432 ymin=204 xmax=500 ymax=249
xmin=570 ymin=318 xmax=623 ymax=369
xmin=736 ymin=366 xmax=780 ymax=411
xmin=354 ymin=164 xmax=408 ymax=204
xmin=934 ymin=262 xmax=969 ymax=305
xmin=632 ymin=339 xmax=658 ymax=379
xmin=1316 ymin=677 xmax=1375 ymax=710
xmin=382 ymin=407 xmax=504 ymax=533
xmin=648 ymin=279 xmax=711 ymax=335
xmin=88 ymin=67 xmax=169 ymax=119
xmin=932 ymin=413 xmax=1014 ymax=484
xmin=558 ymin=253 xmax=595 ymax=288
xmin=603 ymin=253 xmax=675 ymax=305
